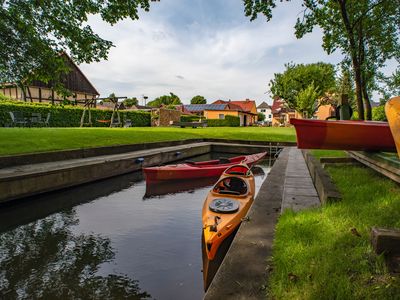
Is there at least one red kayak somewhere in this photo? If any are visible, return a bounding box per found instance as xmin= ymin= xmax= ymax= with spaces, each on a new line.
xmin=290 ymin=118 xmax=396 ymax=151
xmin=143 ymin=152 xmax=267 ymax=183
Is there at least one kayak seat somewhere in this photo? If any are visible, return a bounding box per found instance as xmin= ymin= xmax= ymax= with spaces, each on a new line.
xmin=228 ymin=177 xmax=247 ymax=194
xmin=219 ymin=157 xmax=231 ymax=164
xmin=216 ymin=177 xmax=248 ymax=195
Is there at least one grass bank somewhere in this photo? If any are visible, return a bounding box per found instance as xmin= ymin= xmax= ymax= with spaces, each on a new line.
xmin=0 ymin=127 xmax=295 ymax=155
xmin=310 ymin=149 xmax=348 ymax=159
xmin=270 ymin=163 xmax=400 ymax=299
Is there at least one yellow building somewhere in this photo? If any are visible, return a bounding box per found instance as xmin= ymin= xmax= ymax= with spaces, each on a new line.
xmin=185 ymin=100 xmax=258 ymax=126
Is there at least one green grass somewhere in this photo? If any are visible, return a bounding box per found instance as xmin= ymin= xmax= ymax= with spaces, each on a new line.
xmin=270 ymin=165 xmax=400 ymax=300
xmin=310 ymin=149 xmax=348 ymax=159
xmin=0 ymin=127 xmax=296 ymax=155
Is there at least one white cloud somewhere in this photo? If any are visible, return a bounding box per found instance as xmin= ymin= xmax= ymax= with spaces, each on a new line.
xmin=80 ymin=1 xmax=342 ymax=105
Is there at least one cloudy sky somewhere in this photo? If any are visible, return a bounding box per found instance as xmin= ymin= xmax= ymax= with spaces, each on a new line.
xmin=81 ymin=0 xmax=344 ymax=105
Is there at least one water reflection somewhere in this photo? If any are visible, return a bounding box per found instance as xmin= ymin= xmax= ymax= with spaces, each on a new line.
xmin=144 ymin=177 xmax=219 ymax=199
xmin=0 ymin=210 xmax=151 ymax=299
xmin=0 ymin=171 xmax=143 ymax=234
xmin=0 ymin=154 xmax=273 ymax=300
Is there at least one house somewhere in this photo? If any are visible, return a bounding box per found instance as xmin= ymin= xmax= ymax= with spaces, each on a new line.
xmin=271 ymin=97 xmax=302 ymax=126
xmin=1 ymin=52 xmax=99 ymax=105
xmin=212 ymin=99 xmax=258 ymax=126
xmin=184 ymin=99 xmax=257 ymax=126
xmin=257 ymin=101 xmax=272 ymax=124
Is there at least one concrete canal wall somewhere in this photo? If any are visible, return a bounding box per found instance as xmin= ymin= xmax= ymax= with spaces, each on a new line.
xmin=0 ymin=140 xmax=291 ymax=203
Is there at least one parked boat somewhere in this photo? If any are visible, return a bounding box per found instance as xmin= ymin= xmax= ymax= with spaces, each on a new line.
xmin=385 ymin=96 xmax=400 ymax=158
xmin=290 ymin=118 xmax=396 ymax=152
xmin=202 ymin=164 xmax=255 ymax=290
xmin=143 ymin=152 xmax=266 ymax=183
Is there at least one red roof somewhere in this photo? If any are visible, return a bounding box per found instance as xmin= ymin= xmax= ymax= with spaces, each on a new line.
xmin=212 ymin=99 xmax=256 ymax=113
xmin=271 ymin=97 xmax=294 ymax=114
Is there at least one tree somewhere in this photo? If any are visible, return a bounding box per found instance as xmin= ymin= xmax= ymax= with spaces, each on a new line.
xmin=123 ymin=97 xmax=139 ymax=108
xmin=190 ymin=95 xmax=207 ymax=104
xmin=244 ymin=0 xmax=400 ymax=120
xmin=295 ymin=82 xmax=320 ymax=117
xmin=257 ymin=112 xmax=266 ymax=122
xmin=147 ymin=92 xmax=182 ymax=107
xmin=0 ymin=0 xmax=155 ymax=95
xmin=269 ymin=62 xmax=336 ymax=114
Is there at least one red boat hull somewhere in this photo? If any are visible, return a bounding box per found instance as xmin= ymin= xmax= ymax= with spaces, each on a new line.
xmin=143 ymin=152 xmax=267 ymax=182
xmin=290 ymin=118 xmax=396 ymax=152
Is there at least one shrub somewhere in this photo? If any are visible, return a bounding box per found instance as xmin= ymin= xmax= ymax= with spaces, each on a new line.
xmin=225 ymin=115 xmax=240 ymax=126
xmin=372 ymin=105 xmax=387 ymax=121
xmin=180 ymin=115 xmax=201 ymax=122
xmin=0 ymin=100 xmax=151 ymax=127
xmin=206 ymin=115 xmax=240 ymax=127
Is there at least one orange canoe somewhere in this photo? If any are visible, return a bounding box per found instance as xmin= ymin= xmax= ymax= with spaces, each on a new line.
xmin=202 ymin=164 xmax=255 ymax=261
xmin=385 ymin=96 xmax=400 ymax=158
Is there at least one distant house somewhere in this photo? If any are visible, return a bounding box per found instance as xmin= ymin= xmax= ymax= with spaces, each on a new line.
xmin=257 ymin=101 xmax=272 ymax=123
xmin=184 ymin=99 xmax=257 ymax=126
xmin=271 ymin=97 xmax=302 ymax=126
xmin=212 ymin=99 xmax=258 ymax=126
xmin=1 ymin=52 xmax=99 ymax=105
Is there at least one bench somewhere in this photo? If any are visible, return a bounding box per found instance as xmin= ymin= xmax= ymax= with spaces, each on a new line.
xmin=9 ymin=112 xmax=50 ymax=127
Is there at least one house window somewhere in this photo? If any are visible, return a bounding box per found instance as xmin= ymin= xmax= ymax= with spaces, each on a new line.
xmin=219 ymin=114 xmax=225 ymax=119
xmin=261 ymin=109 xmax=266 ymax=112
xmin=268 ymin=114 xmax=272 ymax=118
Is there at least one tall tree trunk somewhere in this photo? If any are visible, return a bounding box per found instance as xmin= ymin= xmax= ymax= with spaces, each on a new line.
xmin=17 ymin=81 xmax=27 ymax=101
xmin=26 ymin=86 xmax=33 ymax=103
xmin=337 ymin=0 xmax=364 ymax=120
xmin=362 ymin=82 xmax=372 ymax=120
xmin=358 ymin=20 xmax=372 ymax=120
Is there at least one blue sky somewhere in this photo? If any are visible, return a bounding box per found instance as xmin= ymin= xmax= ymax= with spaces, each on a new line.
xmin=81 ymin=0 xmax=343 ymax=105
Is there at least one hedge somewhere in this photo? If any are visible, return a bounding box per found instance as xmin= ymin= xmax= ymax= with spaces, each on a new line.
xmin=0 ymin=100 xmax=151 ymax=127
xmin=206 ymin=115 xmax=240 ymax=127
xmin=180 ymin=115 xmax=202 ymax=122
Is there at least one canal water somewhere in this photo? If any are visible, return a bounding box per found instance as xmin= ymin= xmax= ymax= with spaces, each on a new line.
xmin=0 ymin=153 xmax=273 ymax=300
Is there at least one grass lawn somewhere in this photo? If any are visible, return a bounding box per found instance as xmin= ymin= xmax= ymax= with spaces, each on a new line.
xmin=270 ymin=164 xmax=400 ymax=299
xmin=0 ymin=127 xmax=296 ymax=156
xmin=310 ymin=149 xmax=348 ymax=159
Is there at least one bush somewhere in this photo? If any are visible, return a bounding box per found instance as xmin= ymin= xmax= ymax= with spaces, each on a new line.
xmin=225 ymin=115 xmax=240 ymax=126
xmin=0 ymin=100 xmax=151 ymax=127
xmin=180 ymin=115 xmax=201 ymax=122
xmin=372 ymin=105 xmax=387 ymax=121
xmin=351 ymin=106 xmax=387 ymax=121
xmin=206 ymin=115 xmax=240 ymax=127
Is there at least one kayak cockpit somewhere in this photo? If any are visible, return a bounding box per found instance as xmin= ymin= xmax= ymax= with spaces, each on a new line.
xmin=213 ymin=177 xmax=248 ymax=196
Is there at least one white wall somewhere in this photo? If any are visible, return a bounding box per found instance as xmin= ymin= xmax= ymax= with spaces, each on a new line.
xmin=257 ymin=108 xmax=272 ymax=122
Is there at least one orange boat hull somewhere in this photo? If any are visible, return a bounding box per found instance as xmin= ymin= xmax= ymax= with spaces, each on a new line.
xmin=202 ymin=165 xmax=255 ymax=261
xmin=386 ymin=96 xmax=400 ymax=158
xmin=290 ymin=118 xmax=396 ymax=152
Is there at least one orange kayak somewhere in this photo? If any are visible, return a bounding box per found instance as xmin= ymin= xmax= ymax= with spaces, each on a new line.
xmin=385 ymin=96 xmax=400 ymax=158
xmin=202 ymin=164 xmax=255 ymax=261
